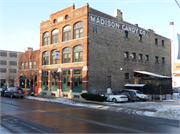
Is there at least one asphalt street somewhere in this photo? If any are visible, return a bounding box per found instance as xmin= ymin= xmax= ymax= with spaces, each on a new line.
xmin=1 ymin=96 xmax=179 ymax=133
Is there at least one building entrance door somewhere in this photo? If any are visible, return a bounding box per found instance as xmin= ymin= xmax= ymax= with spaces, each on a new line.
xmin=62 ymin=70 xmax=70 ymax=92
xmin=73 ymin=69 xmax=82 ymax=93
xmin=42 ymin=71 xmax=48 ymax=90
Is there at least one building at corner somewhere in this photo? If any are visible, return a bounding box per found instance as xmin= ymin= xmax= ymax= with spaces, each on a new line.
xmin=18 ymin=3 xmax=172 ymax=99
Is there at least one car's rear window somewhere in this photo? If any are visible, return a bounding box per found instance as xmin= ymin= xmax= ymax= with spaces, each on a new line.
xmin=17 ymin=88 xmax=23 ymax=91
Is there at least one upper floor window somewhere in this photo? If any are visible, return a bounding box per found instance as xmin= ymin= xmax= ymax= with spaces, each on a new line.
xmin=63 ymin=25 xmax=71 ymax=41
xmin=124 ymin=52 xmax=129 ymax=58
xmin=139 ymin=35 xmax=142 ymax=41
xmin=43 ymin=32 xmax=49 ymax=46
xmin=33 ymin=61 xmax=36 ymax=69
xmin=125 ymin=73 xmax=129 ymax=79
xmin=124 ymin=31 xmax=128 ymax=38
xmin=51 ymin=49 xmax=58 ymax=64
xmin=162 ymin=40 xmax=164 ymax=46
xmin=145 ymin=55 xmax=149 ymax=61
xmin=9 ymin=53 xmax=17 ymax=57
xmin=0 ymin=52 xmax=7 ymax=57
xmin=162 ymin=57 xmax=165 ymax=63
xmin=42 ymin=51 xmax=49 ymax=65
xmin=155 ymin=56 xmax=158 ymax=62
xmin=74 ymin=22 xmax=83 ymax=39
xmin=25 ymin=62 xmax=28 ymax=69
xmin=139 ymin=54 xmax=143 ymax=60
xmin=10 ymin=69 xmax=17 ymax=73
xmin=29 ymin=62 xmax=32 ymax=69
xmin=0 ymin=68 xmax=6 ymax=73
xmin=0 ymin=60 xmax=7 ymax=65
xmin=63 ymin=47 xmax=71 ymax=63
xmin=74 ymin=45 xmax=83 ymax=62
xmin=9 ymin=61 xmax=17 ymax=66
xmin=51 ymin=29 xmax=59 ymax=44
xmin=131 ymin=53 xmax=136 ymax=59
xmin=155 ymin=38 xmax=158 ymax=45
xmin=21 ymin=63 xmax=24 ymax=69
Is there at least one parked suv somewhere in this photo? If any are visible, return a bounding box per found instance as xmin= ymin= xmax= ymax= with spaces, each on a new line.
xmin=121 ymin=89 xmax=148 ymax=101
xmin=4 ymin=87 xmax=25 ymax=98
xmin=118 ymin=90 xmax=137 ymax=102
xmin=0 ymin=85 xmax=7 ymax=96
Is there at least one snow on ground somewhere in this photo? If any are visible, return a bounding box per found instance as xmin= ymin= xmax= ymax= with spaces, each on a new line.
xmin=25 ymin=93 xmax=180 ymax=121
xmin=0 ymin=126 xmax=11 ymax=134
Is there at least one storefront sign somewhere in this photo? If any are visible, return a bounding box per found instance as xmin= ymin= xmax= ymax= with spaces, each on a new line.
xmin=55 ymin=51 xmax=60 ymax=60
xmin=89 ymin=14 xmax=147 ymax=36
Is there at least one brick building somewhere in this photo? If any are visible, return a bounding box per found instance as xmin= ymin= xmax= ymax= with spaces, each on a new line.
xmin=18 ymin=3 xmax=171 ymax=98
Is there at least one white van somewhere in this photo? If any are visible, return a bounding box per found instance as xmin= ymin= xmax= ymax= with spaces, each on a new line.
xmin=121 ymin=89 xmax=148 ymax=101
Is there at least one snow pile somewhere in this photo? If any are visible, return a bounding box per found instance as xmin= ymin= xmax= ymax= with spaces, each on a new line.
xmin=154 ymin=107 xmax=180 ymax=120
xmin=0 ymin=126 xmax=11 ymax=133
xmin=25 ymin=93 xmax=180 ymax=120
xmin=26 ymin=96 xmax=99 ymax=108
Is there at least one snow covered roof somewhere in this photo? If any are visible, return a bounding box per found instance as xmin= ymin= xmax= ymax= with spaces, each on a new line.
xmin=125 ymin=84 xmax=146 ymax=87
xmin=134 ymin=71 xmax=171 ymax=78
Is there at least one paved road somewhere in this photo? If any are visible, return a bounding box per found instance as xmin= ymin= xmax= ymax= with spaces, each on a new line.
xmin=0 ymin=96 xmax=179 ymax=133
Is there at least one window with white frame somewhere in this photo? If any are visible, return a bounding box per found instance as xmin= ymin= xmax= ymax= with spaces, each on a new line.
xmin=74 ymin=22 xmax=83 ymax=39
xmin=74 ymin=45 xmax=83 ymax=62
xmin=42 ymin=51 xmax=49 ymax=65
xmin=43 ymin=32 xmax=49 ymax=46
xmin=63 ymin=47 xmax=71 ymax=63
xmin=51 ymin=29 xmax=59 ymax=44
xmin=63 ymin=25 xmax=71 ymax=41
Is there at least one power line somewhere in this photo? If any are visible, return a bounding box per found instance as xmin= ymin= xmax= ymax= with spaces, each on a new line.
xmin=175 ymin=0 xmax=180 ymax=8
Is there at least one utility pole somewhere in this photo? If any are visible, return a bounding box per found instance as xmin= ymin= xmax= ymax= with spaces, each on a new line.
xmin=175 ymin=0 xmax=180 ymax=8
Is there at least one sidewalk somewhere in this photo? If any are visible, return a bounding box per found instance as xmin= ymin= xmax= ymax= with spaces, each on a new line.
xmin=31 ymin=94 xmax=157 ymax=112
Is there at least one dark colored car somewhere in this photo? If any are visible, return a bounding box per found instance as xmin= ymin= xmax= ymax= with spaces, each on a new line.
xmin=172 ymin=88 xmax=179 ymax=93
xmin=117 ymin=91 xmax=137 ymax=102
xmin=1 ymin=85 xmax=7 ymax=96
xmin=4 ymin=87 xmax=25 ymax=98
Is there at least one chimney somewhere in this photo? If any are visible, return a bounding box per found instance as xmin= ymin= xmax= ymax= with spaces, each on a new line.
xmin=114 ymin=9 xmax=123 ymax=22
xmin=24 ymin=47 xmax=33 ymax=52
xmin=170 ymin=22 xmax=174 ymax=75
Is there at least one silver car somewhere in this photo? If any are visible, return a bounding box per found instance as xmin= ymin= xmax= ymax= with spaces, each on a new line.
xmin=4 ymin=87 xmax=25 ymax=98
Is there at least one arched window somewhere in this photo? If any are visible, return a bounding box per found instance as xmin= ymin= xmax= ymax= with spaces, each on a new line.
xmin=74 ymin=22 xmax=83 ymax=39
xmin=51 ymin=29 xmax=59 ymax=44
xmin=74 ymin=45 xmax=83 ymax=62
xmin=63 ymin=47 xmax=71 ymax=63
xmin=43 ymin=32 xmax=49 ymax=46
xmin=42 ymin=51 xmax=49 ymax=65
xmin=51 ymin=49 xmax=58 ymax=64
xmin=63 ymin=25 xmax=71 ymax=41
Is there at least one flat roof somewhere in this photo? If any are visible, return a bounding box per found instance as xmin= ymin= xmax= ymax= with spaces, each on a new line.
xmin=134 ymin=71 xmax=171 ymax=78
xmin=125 ymin=84 xmax=146 ymax=87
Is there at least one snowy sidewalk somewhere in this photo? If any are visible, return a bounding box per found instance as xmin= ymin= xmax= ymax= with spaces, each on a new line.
xmin=25 ymin=93 xmax=180 ymax=121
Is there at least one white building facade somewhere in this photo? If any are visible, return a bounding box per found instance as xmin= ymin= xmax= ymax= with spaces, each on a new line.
xmin=0 ymin=50 xmax=22 ymax=87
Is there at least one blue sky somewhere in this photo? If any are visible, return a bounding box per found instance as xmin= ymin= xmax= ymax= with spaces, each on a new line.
xmin=0 ymin=0 xmax=180 ymax=52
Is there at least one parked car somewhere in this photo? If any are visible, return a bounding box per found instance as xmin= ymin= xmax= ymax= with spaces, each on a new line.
xmin=172 ymin=88 xmax=180 ymax=93
xmin=0 ymin=88 xmax=7 ymax=96
xmin=4 ymin=87 xmax=25 ymax=98
xmin=118 ymin=90 xmax=137 ymax=102
xmin=106 ymin=92 xmax=128 ymax=103
xmin=120 ymin=89 xmax=148 ymax=101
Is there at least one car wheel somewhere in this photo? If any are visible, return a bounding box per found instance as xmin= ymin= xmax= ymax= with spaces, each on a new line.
xmin=21 ymin=96 xmax=24 ymax=98
xmin=112 ymin=98 xmax=117 ymax=103
xmin=10 ymin=94 xmax=14 ymax=98
xmin=132 ymin=100 xmax=134 ymax=102
xmin=137 ymin=97 xmax=139 ymax=101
